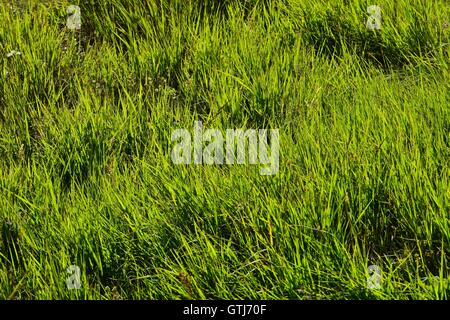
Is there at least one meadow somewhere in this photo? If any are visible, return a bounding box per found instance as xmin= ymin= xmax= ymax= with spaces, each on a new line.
xmin=0 ymin=0 xmax=449 ymax=299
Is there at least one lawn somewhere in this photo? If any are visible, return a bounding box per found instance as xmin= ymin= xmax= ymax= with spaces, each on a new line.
xmin=0 ymin=0 xmax=449 ymax=299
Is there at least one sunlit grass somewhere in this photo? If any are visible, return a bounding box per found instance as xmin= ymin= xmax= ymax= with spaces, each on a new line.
xmin=0 ymin=0 xmax=449 ymax=299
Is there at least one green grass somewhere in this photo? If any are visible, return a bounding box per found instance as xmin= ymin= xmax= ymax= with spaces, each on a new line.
xmin=0 ymin=0 xmax=449 ymax=299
